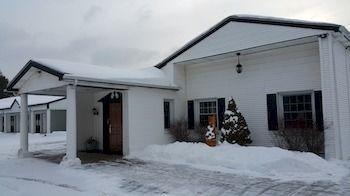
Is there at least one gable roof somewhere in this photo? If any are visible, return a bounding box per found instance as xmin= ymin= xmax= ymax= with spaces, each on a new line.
xmin=7 ymin=59 xmax=177 ymax=91
xmin=0 ymin=95 xmax=65 ymax=110
xmin=0 ymin=97 xmax=18 ymax=110
xmin=155 ymin=15 xmax=346 ymax=69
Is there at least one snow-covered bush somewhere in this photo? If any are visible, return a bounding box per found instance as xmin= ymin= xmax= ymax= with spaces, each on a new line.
xmin=220 ymin=98 xmax=252 ymax=145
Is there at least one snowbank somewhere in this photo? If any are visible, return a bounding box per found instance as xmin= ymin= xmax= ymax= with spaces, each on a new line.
xmin=129 ymin=142 xmax=349 ymax=182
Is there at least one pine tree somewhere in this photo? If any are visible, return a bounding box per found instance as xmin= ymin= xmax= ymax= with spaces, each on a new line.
xmin=0 ymin=71 xmax=12 ymax=99
xmin=220 ymin=98 xmax=252 ymax=145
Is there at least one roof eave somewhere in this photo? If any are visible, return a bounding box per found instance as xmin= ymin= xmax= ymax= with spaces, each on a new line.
xmin=63 ymin=75 xmax=180 ymax=91
xmin=7 ymin=60 xmax=65 ymax=92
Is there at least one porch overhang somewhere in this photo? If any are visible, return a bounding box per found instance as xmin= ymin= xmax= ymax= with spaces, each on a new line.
xmin=174 ymin=34 xmax=323 ymax=66
xmin=7 ymin=60 xmax=180 ymax=94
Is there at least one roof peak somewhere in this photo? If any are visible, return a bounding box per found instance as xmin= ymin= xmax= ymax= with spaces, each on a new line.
xmin=155 ymin=14 xmax=344 ymax=69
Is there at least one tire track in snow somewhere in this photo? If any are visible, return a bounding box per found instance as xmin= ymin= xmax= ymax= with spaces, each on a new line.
xmin=0 ymin=175 xmax=82 ymax=192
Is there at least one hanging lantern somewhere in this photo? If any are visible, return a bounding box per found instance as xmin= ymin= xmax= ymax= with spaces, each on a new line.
xmin=236 ymin=53 xmax=243 ymax=74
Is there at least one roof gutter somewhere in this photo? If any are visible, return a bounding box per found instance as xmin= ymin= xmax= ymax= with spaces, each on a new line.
xmin=63 ymin=76 xmax=180 ymax=91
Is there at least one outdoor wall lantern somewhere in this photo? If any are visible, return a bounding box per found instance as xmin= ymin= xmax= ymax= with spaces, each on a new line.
xmin=92 ymin=107 xmax=99 ymax=115
xmin=236 ymin=53 xmax=243 ymax=74
xmin=110 ymin=91 xmax=119 ymax=100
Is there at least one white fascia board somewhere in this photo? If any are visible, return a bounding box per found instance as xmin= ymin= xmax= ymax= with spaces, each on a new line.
xmin=63 ymin=75 xmax=180 ymax=91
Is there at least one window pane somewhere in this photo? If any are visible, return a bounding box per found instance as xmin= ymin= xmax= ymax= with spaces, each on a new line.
xmin=305 ymin=95 xmax=311 ymax=102
xmin=298 ymin=104 xmax=304 ymax=111
xmin=284 ymin=113 xmax=291 ymax=120
xmin=199 ymin=101 xmax=217 ymax=126
xmin=291 ymin=104 xmax=297 ymax=111
xmin=283 ymin=94 xmax=313 ymax=129
xmin=305 ymin=103 xmax=311 ymax=110
xmin=306 ymin=112 xmax=312 ymax=120
xmin=290 ymin=96 xmax=296 ymax=103
xmin=297 ymin=95 xmax=304 ymax=102
xmin=284 ymin=105 xmax=290 ymax=112
xmin=200 ymin=115 xmax=209 ymax=127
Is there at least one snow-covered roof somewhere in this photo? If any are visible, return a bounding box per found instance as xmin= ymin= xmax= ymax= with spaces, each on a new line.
xmin=0 ymin=97 xmax=17 ymax=110
xmin=8 ymin=58 xmax=177 ymax=91
xmin=0 ymin=95 xmax=64 ymax=110
xmin=155 ymin=14 xmax=349 ymax=69
xmin=18 ymin=95 xmax=64 ymax=106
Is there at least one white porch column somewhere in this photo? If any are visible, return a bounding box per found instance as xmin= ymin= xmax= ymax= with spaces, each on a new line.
xmin=18 ymin=93 xmax=32 ymax=158
xmin=46 ymin=109 xmax=51 ymax=133
xmin=319 ymin=34 xmax=350 ymax=160
xmin=65 ymin=85 xmax=78 ymax=160
xmin=3 ymin=114 xmax=8 ymax=132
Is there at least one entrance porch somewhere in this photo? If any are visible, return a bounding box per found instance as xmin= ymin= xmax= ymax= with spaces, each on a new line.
xmin=17 ymin=84 xmax=128 ymax=164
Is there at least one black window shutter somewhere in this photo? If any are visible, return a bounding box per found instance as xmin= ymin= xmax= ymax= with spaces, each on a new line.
xmin=217 ymin=98 xmax=225 ymax=129
xmin=267 ymin=94 xmax=278 ymax=130
xmin=187 ymin=100 xmax=194 ymax=129
xmin=314 ymin=91 xmax=324 ymax=130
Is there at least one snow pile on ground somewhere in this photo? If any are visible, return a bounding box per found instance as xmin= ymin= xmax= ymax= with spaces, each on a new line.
xmin=129 ymin=142 xmax=349 ymax=182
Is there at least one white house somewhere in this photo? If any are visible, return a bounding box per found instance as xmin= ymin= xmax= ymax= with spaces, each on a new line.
xmin=0 ymin=95 xmax=66 ymax=133
xmin=6 ymin=15 xmax=350 ymax=162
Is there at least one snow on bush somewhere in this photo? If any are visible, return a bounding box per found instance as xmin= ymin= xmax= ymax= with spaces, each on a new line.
xmin=221 ymin=98 xmax=252 ymax=145
xmin=129 ymin=142 xmax=349 ymax=182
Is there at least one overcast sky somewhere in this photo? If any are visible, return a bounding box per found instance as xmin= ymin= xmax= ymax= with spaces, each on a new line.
xmin=0 ymin=0 xmax=349 ymax=79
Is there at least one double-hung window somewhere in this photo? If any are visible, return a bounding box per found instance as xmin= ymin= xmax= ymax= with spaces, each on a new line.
xmin=199 ymin=100 xmax=217 ymax=127
xmin=282 ymin=94 xmax=313 ymax=129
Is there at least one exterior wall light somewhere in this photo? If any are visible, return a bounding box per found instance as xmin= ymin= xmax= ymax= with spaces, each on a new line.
xmin=236 ymin=53 xmax=243 ymax=74
xmin=92 ymin=107 xmax=99 ymax=115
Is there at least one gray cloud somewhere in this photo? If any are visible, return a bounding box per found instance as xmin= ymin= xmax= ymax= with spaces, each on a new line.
xmin=0 ymin=0 xmax=349 ymax=80
xmin=91 ymin=47 xmax=159 ymax=67
xmin=84 ymin=5 xmax=103 ymax=22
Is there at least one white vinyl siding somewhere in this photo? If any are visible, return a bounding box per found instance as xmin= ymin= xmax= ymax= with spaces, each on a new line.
xmin=185 ymin=42 xmax=321 ymax=146
xmin=174 ymin=22 xmax=329 ymax=63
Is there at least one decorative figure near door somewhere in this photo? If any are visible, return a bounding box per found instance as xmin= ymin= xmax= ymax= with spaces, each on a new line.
xmin=205 ymin=115 xmax=217 ymax=147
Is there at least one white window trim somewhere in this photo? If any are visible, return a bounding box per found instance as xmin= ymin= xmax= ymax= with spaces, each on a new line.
xmin=195 ymin=98 xmax=218 ymax=127
xmin=277 ymin=90 xmax=316 ymax=129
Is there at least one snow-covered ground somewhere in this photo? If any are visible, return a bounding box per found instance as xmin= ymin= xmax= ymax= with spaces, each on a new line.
xmin=0 ymin=132 xmax=349 ymax=196
xmin=0 ymin=132 xmax=128 ymax=195
xmin=129 ymin=142 xmax=349 ymax=182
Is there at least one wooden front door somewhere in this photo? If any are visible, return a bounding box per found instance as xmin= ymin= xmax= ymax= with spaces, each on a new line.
xmin=108 ymin=102 xmax=122 ymax=154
